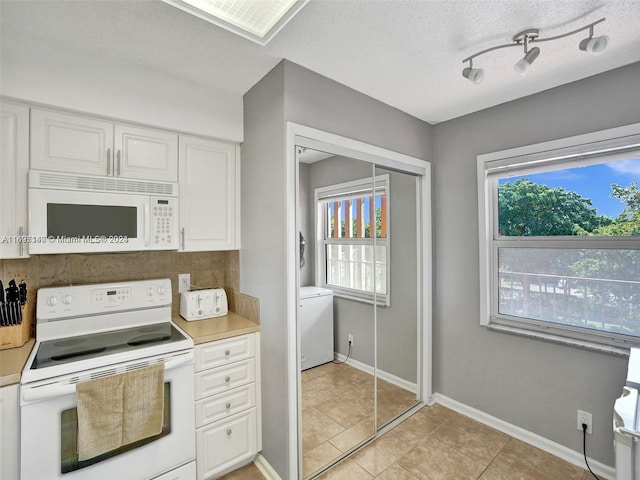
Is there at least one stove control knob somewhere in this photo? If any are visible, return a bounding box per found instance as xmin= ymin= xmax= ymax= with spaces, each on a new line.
xmin=62 ymin=294 xmax=73 ymax=305
xmin=157 ymin=286 xmax=166 ymax=296
xmin=147 ymin=287 xmax=154 ymax=296
xmin=47 ymin=296 xmax=58 ymax=306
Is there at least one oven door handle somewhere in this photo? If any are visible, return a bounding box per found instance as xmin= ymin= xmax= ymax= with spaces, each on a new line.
xmin=23 ymin=382 xmax=76 ymax=402
xmin=23 ymin=354 xmax=193 ymax=402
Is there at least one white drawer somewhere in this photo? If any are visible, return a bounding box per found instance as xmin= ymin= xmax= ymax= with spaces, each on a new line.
xmin=154 ymin=461 xmax=196 ymax=480
xmin=195 ymin=334 xmax=255 ymax=372
xmin=196 ymin=408 xmax=257 ymax=480
xmin=196 ymin=383 xmax=256 ymax=427
xmin=195 ymin=358 xmax=256 ymax=400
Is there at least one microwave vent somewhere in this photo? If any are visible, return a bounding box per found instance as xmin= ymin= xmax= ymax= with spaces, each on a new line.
xmin=33 ymin=171 xmax=176 ymax=196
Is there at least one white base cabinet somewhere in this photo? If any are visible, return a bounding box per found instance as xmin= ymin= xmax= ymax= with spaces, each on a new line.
xmin=0 ymin=384 xmax=20 ymax=480
xmin=0 ymin=101 xmax=29 ymax=259
xmin=195 ymin=333 xmax=260 ymax=479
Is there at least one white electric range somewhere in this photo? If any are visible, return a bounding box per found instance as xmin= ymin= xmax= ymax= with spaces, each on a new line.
xmin=20 ymin=278 xmax=196 ymax=480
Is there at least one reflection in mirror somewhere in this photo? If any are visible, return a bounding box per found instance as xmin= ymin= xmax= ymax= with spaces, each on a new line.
xmin=298 ymin=147 xmax=375 ymax=478
xmin=374 ymin=164 xmax=420 ymax=427
xmin=297 ymin=147 xmax=422 ymax=478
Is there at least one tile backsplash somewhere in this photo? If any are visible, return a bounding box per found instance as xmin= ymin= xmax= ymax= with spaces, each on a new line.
xmin=0 ymin=250 xmax=259 ymax=337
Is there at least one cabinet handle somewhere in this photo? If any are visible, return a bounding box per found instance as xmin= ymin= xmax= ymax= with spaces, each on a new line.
xmin=116 ymin=150 xmax=121 ymax=176
xmin=181 ymin=227 xmax=185 ymax=250
xmin=226 ymin=429 xmax=232 ymax=436
xmin=225 ymin=402 xmax=231 ymax=409
xmin=225 ymin=376 xmax=231 ymax=383
xmin=106 ymin=148 xmax=111 ymax=175
xmin=224 ymin=349 xmax=230 ymax=356
xmin=18 ymin=226 xmax=24 ymax=256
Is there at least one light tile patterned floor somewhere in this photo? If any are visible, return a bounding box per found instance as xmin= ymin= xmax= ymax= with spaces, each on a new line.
xmin=219 ymin=363 xmax=595 ymax=480
xmin=301 ymin=362 xmax=418 ymax=477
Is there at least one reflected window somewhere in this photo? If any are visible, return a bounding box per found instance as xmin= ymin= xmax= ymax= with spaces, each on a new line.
xmin=316 ymin=175 xmax=390 ymax=305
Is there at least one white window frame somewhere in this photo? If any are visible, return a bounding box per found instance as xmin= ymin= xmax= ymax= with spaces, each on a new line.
xmin=315 ymin=174 xmax=391 ymax=306
xmin=478 ymin=122 xmax=640 ymax=353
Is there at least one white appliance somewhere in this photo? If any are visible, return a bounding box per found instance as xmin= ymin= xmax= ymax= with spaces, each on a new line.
xmin=614 ymin=348 xmax=640 ymax=480
xmin=299 ymin=286 xmax=334 ymax=370
xmin=180 ymin=288 xmax=228 ymax=321
xmin=28 ymin=169 xmax=179 ymax=254
xmin=20 ymin=278 xmax=196 ymax=480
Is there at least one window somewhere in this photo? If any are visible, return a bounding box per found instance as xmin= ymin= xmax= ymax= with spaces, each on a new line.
xmin=478 ymin=125 xmax=640 ymax=350
xmin=316 ymin=175 xmax=390 ymax=305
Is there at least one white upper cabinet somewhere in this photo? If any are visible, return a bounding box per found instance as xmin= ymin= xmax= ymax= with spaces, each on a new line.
xmin=0 ymin=101 xmax=30 ymax=259
xmin=179 ymin=135 xmax=240 ymax=251
xmin=114 ymin=124 xmax=178 ymax=181
xmin=31 ymin=108 xmax=178 ymax=182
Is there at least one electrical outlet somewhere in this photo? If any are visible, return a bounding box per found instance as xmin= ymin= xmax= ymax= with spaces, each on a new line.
xmin=348 ymin=333 xmax=354 ymax=346
xmin=178 ymin=273 xmax=190 ymax=293
xmin=577 ymin=410 xmax=592 ymax=434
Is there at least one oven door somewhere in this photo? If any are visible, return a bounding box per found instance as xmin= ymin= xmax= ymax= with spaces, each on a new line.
xmin=28 ymin=187 xmax=150 ymax=254
xmin=20 ymin=351 xmax=195 ymax=480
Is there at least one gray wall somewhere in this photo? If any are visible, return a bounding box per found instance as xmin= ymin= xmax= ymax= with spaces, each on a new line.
xmin=304 ymin=156 xmax=418 ymax=382
xmin=242 ymin=60 xmax=432 ymax=479
xmin=241 ymin=62 xmax=288 ymax=475
xmin=432 ymin=61 xmax=640 ymax=466
xmin=298 ymin=162 xmax=314 ymax=287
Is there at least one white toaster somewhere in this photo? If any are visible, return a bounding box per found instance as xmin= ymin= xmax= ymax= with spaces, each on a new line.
xmin=180 ymin=288 xmax=228 ymax=321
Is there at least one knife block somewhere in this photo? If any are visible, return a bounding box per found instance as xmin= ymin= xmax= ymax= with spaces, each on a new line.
xmin=0 ymin=303 xmax=32 ymax=350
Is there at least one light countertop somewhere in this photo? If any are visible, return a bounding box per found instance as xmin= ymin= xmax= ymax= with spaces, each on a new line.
xmin=0 ymin=339 xmax=34 ymax=387
xmin=0 ymin=313 xmax=259 ymax=387
xmin=172 ymin=312 xmax=260 ymax=345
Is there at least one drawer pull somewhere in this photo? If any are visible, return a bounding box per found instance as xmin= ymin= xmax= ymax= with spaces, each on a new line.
xmin=226 ymin=429 xmax=232 ymax=436
xmin=225 ymin=402 xmax=231 ymax=409
xmin=225 ymin=376 xmax=231 ymax=383
xmin=224 ymin=349 xmax=230 ymax=356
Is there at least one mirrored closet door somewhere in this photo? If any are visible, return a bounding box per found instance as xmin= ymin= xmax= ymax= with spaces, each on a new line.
xmin=296 ymin=145 xmax=422 ymax=479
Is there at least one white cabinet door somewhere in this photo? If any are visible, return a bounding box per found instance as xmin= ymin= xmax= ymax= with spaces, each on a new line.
xmin=0 ymin=384 xmax=20 ymax=480
xmin=196 ymin=408 xmax=257 ymax=480
xmin=0 ymin=102 xmax=29 ymax=259
xmin=30 ymin=108 xmax=114 ymax=176
xmin=179 ymin=135 xmax=239 ymax=251
xmin=31 ymin=109 xmax=178 ymax=182
xmin=114 ymin=124 xmax=178 ymax=181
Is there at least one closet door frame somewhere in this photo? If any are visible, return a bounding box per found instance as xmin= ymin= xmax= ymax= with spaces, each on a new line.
xmin=286 ymin=122 xmax=433 ymax=479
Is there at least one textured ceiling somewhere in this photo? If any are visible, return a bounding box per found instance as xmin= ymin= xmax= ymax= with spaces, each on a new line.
xmin=2 ymin=0 xmax=640 ymax=124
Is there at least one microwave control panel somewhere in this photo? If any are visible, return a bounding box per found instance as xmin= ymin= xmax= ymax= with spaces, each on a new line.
xmin=151 ymin=197 xmax=178 ymax=249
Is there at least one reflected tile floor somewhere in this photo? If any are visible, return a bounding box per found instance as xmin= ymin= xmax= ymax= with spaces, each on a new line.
xmin=219 ymin=369 xmax=594 ymax=480
xmin=302 ymin=362 xmax=418 ymax=477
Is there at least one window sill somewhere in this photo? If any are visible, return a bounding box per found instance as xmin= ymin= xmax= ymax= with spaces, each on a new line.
xmin=330 ymin=290 xmax=390 ymax=307
xmin=486 ymin=323 xmax=630 ymax=357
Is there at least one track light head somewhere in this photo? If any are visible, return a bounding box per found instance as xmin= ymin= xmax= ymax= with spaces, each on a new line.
xmin=462 ymin=66 xmax=484 ymax=84
xmin=579 ymin=35 xmax=609 ymax=55
xmin=514 ymin=47 xmax=540 ymax=76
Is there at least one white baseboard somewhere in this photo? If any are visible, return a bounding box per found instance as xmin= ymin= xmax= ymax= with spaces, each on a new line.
xmin=333 ymin=352 xmax=418 ymax=393
xmin=254 ymin=453 xmax=281 ymax=480
xmin=432 ymin=393 xmax=616 ymax=480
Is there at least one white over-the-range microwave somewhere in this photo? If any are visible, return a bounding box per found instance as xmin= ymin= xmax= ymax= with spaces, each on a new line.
xmin=28 ymin=169 xmax=179 ymax=254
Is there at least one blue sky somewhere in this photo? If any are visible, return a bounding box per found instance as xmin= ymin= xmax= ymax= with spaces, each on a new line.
xmin=500 ymin=158 xmax=640 ymax=218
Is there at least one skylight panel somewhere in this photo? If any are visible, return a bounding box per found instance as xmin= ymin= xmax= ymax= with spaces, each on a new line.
xmin=163 ymin=0 xmax=308 ymax=45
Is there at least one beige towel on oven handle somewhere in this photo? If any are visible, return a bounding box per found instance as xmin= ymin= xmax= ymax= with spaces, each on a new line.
xmin=76 ymin=374 xmax=125 ymax=461
xmin=122 ymin=363 xmax=165 ymax=445
xmin=75 ymin=363 xmax=165 ymax=461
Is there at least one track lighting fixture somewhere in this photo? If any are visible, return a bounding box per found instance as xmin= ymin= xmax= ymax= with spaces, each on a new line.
xmin=462 ymin=17 xmax=608 ymax=84
xmin=462 ymin=61 xmax=484 ymax=84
